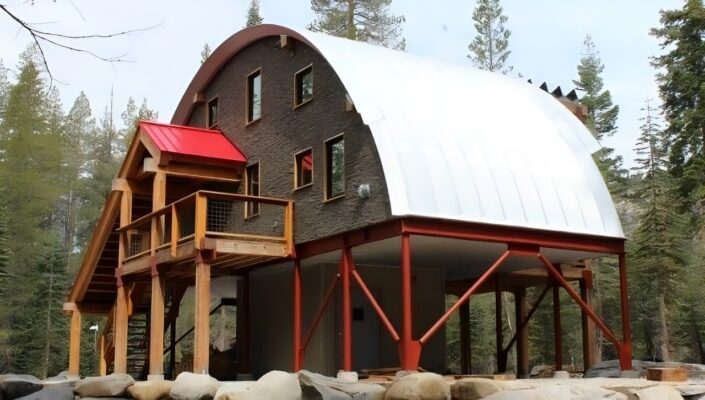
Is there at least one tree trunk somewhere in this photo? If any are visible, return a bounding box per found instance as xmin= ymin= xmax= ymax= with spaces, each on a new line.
xmin=42 ymin=271 xmax=54 ymax=379
xmin=346 ymin=0 xmax=356 ymax=40
xmin=657 ymin=290 xmax=671 ymax=362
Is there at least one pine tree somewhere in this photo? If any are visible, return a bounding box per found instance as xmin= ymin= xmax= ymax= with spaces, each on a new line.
xmin=467 ymin=0 xmax=512 ymax=73
xmin=630 ymin=99 xmax=689 ymax=362
xmin=574 ymin=35 xmax=625 ymax=192
xmin=245 ymin=0 xmax=263 ymax=27
xmin=0 ymin=60 xmax=10 ymax=126
xmin=309 ymin=0 xmax=406 ymax=50
xmin=0 ymin=47 xmax=67 ymax=373
xmin=59 ymin=92 xmax=96 ymax=271
xmin=200 ymin=43 xmax=211 ymax=65
xmin=651 ymin=0 xmax=705 ymax=205
xmin=117 ymin=97 xmax=158 ymax=157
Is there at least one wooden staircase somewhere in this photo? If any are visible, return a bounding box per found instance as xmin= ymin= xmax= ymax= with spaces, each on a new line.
xmin=126 ymin=311 xmax=149 ymax=379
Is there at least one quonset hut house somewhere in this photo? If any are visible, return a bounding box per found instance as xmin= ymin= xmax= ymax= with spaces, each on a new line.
xmin=64 ymin=24 xmax=632 ymax=380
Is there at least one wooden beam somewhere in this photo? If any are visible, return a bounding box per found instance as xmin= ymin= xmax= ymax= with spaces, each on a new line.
xmin=98 ymin=334 xmax=107 ymax=376
xmin=193 ymin=252 xmax=211 ymax=374
xmin=149 ymin=274 xmax=165 ymax=379
xmin=68 ymin=190 xmax=122 ymax=303
xmin=113 ymin=285 xmax=129 ymax=374
xmin=203 ymin=237 xmax=288 ymax=257
xmin=144 ymin=160 xmax=241 ymax=183
xmin=148 ymin=170 xmax=167 ymax=380
xmin=68 ymin=310 xmax=81 ymax=376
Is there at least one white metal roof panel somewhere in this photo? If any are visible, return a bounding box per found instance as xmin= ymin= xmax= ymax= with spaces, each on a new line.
xmin=297 ymin=30 xmax=623 ymax=239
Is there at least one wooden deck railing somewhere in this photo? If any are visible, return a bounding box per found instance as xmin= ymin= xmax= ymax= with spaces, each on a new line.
xmin=119 ymin=190 xmax=294 ymax=266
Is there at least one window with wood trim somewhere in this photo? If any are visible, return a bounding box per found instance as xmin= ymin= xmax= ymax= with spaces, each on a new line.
xmin=325 ymin=135 xmax=345 ymax=200
xmin=294 ymin=149 xmax=313 ymax=189
xmin=295 ymin=65 xmax=313 ymax=106
xmin=207 ymin=97 xmax=219 ymax=128
xmin=247 ymin=69 xmax=262 ymax=123
xmin=245 ymin=163 xmax=260 ymax=217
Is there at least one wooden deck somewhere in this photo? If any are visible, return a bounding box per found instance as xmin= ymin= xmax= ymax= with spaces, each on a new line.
xmin=118 ymin=190 xmax=294 ymax=277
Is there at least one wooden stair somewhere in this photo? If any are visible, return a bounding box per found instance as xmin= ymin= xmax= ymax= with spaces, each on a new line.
xmin=126 ymin=311 xmax=149 ymax=379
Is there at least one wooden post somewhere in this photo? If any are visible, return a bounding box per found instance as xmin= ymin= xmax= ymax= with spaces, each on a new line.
xmin=98 ymin=334 xmax=107 ymax=376
xmin=580 ymin=269 xmax=597 ymax=372
xmin=114 ymin=180 xmax=132 ymax=374
xmin=459 ymin=300 xmax=471 ymax=374
xmin=193 ymin=251 xmax=211 ymax=374
xmin=495 ymin=278 xmax=506 ymax=372
xmin=114 ymin=283 xmax=129 ymax=374
xmin=515 ymin=288 xmax=529 ymax=378
xmin=68 ymin=310 xmax=81 ymax=377
xmin=148 ymin=171 xmax=166 ymax=380
xmin=149 ymin=272 xmax=165 ymax=379
xmin=553 ymin=285 xmax=563 ymax=371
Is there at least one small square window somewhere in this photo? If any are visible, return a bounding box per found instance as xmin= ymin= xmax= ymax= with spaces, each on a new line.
xmin=325 ymin=135 xmax=345 ymax=200
xmin=294 ymin=149 xmax=313 ymax=189
xmin=295 ymin=65 xmax=313 ymax=106
xmin=207 ymin=97 xmax=219 ymax=128
xmin=245 ymin=163 xmax=260 ymax=217
xmin=247 ymin=70 xmax=262 ymax=123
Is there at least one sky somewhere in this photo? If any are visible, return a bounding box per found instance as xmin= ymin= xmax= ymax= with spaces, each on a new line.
xmin=0 ymin=0 xmax=684 ymax=169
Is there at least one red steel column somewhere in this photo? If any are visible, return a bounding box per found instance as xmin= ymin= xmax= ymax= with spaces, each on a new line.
xmin=618 ymin=253 xmax=633 ymax=370
xmin=399 ymin=233 xmax=420 ymax=371
xmin=293 ymin=260 xmax=303 ymax=371
xmin=553 ymin=285 xmax=563 ymax=371
xmin=340 ymin=248 xmax=352 ymax=371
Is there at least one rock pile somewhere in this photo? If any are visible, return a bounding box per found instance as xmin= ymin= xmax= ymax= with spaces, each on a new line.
xmin=4 ymin=365 xmax=705 ymax=400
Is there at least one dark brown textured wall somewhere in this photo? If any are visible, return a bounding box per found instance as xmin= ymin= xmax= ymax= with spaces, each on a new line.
xmin=186 ymin=37 xmax=392 ymax=244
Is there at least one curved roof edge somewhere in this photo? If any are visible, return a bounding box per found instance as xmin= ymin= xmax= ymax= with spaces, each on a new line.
xmin=172 ymin=24 xmax=624 ymax=240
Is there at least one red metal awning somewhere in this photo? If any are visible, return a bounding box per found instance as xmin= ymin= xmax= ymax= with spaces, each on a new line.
xmin=139 ymin=120 xmax=247 ymax=164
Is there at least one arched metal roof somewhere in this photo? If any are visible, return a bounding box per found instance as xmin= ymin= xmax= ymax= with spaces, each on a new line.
xmin=173 ymin=24 xmax=624 ymax=239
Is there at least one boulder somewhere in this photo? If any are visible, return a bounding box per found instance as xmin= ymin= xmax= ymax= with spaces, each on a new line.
xmin=42 ymin=371 xmax=79 ymax=385
xmin=384 ymin=372 xmax=449 ymax=400
xmin=74 ymin=374 xmax=134 ymax=398
xmin=14 ymin=382 xmax=73 ymax=400
xmin=170 ymin=372 xmax=220 ymax=400
xmin=214 ymin=381 xmax=255 ymax=400
xmin=632 ymin=385 xmax=684 ymax=400
xmin=553 ymin=371 xmax=570 ymax=379
xmin=450 ymin=378 xmax=505 ymax=400
xmin=244 ymin=371 xmax=301 ymax=400
xmin=14 ymin=383 xmax=73 ymax=400
xmin=299 ymin=369 xmax=385 ymax=400
xmin=482 ymin=384 xmax=626 ymax=400
xmin=126 ymin=380 xmax=173 ymax=400
xmin=586 ymin=360 xmax=705 ymax=379
xmin=0 ymin=374 xmax=44 ymax=400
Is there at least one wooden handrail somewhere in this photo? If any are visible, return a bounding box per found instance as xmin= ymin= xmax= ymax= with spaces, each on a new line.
xmin=119 ymin=190 xmax=295 ymax=260
xmin=118 ymin=191 xmax=290 ymax=233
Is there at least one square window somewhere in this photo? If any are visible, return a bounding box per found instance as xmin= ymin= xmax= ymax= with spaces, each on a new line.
xmin=295 ymin=65 xmax=313 ymax=106
xmin=247 ymin=70 xmax=262 ymax=123
xmin=295 ymin=149 xmax=313 ymax=189
xmin=207 ymin=97 xmax=219 ymax=128
xmin=325 ymin=135 xmax=344 ymax=200
xmin=245 ymin=163 xmax=260 ymax=217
